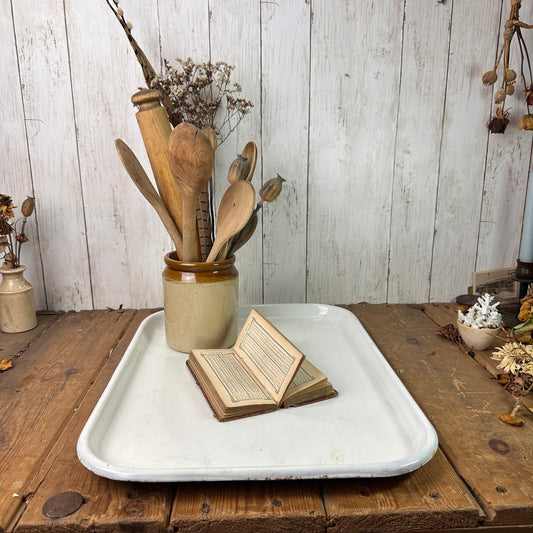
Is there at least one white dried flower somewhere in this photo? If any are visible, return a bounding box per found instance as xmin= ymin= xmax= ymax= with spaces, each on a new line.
xmin=458 ymin=293 xmax=502 ymax=329
xmin=492 ymin=342 xmax=533 ymax=375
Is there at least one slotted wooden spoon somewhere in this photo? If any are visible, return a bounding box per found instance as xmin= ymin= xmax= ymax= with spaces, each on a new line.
xmin=168 ymin=123 xmax=214 ymax=261
xmin=205 ymin=180 xmax=255 ymax=263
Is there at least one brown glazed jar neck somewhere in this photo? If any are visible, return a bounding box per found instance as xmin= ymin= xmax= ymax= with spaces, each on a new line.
xmin=163 ymin=252 xmax=238 ymax=283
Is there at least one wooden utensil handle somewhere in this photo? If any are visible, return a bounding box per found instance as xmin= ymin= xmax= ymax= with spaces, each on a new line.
xmin=182 ymin=199 xmax=199 ymax=262
xmin=132 ymin=90 xmax=184 ymax=235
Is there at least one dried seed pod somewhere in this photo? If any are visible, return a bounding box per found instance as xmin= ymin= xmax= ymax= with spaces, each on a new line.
xmin=519 ymin=114 xmax=533 ymax=130
xmin=227 ymin=155 xmax=248 ymax=184
xmin=526 ymin=90 xmax=533 ymax=106
xmin=259 ymin=174 xmax=286 ymax=205
xmin=494 ymin=89 xmax=506 ymax=104
xmin=487 ymin=107 xmax=509 ymax=134
xmin=482 ymin=70 xmax=498 ymax=86
xmin=21 ymin=197 xmax=34 ymax=218
xmin=505 ymin=83 xmax=515 ymax=96
xmin=504 ymin=69 xmax=517 ymax=82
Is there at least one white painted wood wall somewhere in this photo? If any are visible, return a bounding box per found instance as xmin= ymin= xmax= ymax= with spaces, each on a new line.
xmin=2 ymin=0 xmax=533 ymax=311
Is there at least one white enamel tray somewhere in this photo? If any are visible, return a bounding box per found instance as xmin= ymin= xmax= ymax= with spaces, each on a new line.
xmin=77 ymin=304 xmax=438 ymax=481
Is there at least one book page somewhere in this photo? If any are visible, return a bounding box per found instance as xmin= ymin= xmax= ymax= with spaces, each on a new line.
xmin=194 ymin=350 xmax=273 ymax=405
xmin=234 ymin=309 xmax=305 ymax=403
xmin=284 ymin=359 xmax=326 ymax=398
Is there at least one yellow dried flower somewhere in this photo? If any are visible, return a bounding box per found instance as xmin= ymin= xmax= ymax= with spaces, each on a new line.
xmin=519 ymin=114 xmax=533 ymax=130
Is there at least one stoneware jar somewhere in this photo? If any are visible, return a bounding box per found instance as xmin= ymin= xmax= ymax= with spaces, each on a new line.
xmin=0 ymin=265 xmax=37 ymax=333
xmin=456 ymin=320 xmax=500 ymax=351
xmin=162 ymin=252 xmax=238 ymax=353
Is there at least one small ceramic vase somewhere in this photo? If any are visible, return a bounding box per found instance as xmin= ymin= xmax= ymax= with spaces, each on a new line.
xmin=0 ymin=265 xmax=37 ymax=333
xmin=457 ymin=320 xmax=500 ymax=351
xmin=162 ymin=252 xmax=238 ymax=353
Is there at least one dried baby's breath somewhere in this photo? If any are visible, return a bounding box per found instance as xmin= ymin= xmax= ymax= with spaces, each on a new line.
xmin=151 ymin=58 xmax=253 ymax=145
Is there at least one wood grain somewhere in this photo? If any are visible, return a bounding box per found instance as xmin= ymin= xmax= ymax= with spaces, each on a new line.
xmin=0 ymin=309 xmax=135 ymax=531
xmin=14 ymin=310 xmax=175 ymax=533
xmin=209 ymin=0 xmax=263 ymax=305
xmin=64 ymin=0 xmax=169 ymax=309
xmin=348 ymin=303 xmax=533 ymax=526
xmin=307 ymin=1 xmax=403 ymax=304
xmin=387 ymin=0 xmax=452 ymax=303
xmin=4 ymin=1 xmax=533 ymax=310
xmin=261 ymin=0 xmax=310 ymax=304
xmin=0 ymin=0 xmax=46 ymax=310
xmin=170 ymin=481 xmax=326 ymax=533
xmin=430 ymin=0 xmax=503 ymax=302
xmin=11 ymin=0 xmax=92 ymax=311
xmin=323 ymin=450 xmax=482 ymax=532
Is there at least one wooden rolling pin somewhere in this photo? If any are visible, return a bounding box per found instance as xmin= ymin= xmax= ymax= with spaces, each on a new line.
xmin=131 ymin=89 xmax=185 ymax=243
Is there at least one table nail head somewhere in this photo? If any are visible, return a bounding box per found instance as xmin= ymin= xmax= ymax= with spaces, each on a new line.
xmin=42 ymin=491 xmax=84 ymax=518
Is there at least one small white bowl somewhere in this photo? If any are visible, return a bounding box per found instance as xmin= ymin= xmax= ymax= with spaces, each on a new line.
xmin=457 ymin=321 xmax=500 ymax=351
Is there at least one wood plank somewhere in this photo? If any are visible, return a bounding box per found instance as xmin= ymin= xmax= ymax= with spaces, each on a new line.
xmin=477 ymin=1 xmax=533 ymax=272
xmin=387 ymin=0 xmax=452 ymax=303
xmin=0 ymin=0 xmax=46 ymax=309
xmin=261 ymin=0 xmax=309 ymax=304
xmin=11 ymin=0 xmax=92 ymax=311
xmin=0 ymin=313 xmax=62 ymax=404
xmin=14 ymin=309 xmax=175 ymax=533
xmin=170 ymin=480 xmax=325 ymax=533
xmin=0 ymin=309 xmax=135 ymax=531
xmin=209 ymin=1 xmax=263 ymax=305
xmin=347 ymin=303 xmax=533 ymax=526
xmin=323 ymin=450 xmax=482 ymax=532
xmin=307 ymin=0 xmax=403 ymax=304
xmin=430 ymin=0 xmax=502 ymax=302
xmin=64 ymin=1 xmax=169 ymax=309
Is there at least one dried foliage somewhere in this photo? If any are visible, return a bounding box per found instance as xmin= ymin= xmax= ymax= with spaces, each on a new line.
xmin=492 ymin=341 xmax=533 ymax=424
xmin=483 ymin=0 xmax=533 ymax=133
xmin=437 ymin=323 xmax=463 ymax=345
xmin=151 ymin=59 xmax=252 ymax=145
xmin=0 ymin=194 xmax=35 ymax=269
xmin=105 ymin=0 xmax=252 ymax=144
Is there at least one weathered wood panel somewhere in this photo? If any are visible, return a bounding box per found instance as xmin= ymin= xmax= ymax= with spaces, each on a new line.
xmin=64 ymin=1 xmax=169 ymax=310
xmin=209 ymin=1 xmax=263 ymax=305
xmin=430 ymin=0 xmax=503 ymax=302
xmin=349 ymin=303 xmax=533 ymax=526
xmin=0 ymin=309 xmax=135 ymax=531
xmin=11 ymin=0 xmax=92 ymax=311
xmin=387 ymin=0 xmax=452 ymax=303
xmin=0 ymin=0 xmax=46 ymax=310
xmin=307 ymin=0 xmax=403 ymax=304
xmin=261 ymin=0 xmax=310 ymax=304
xmin=477 ymin=2 xmax=533 ymax=272
xmin=3 ymin=1 xmax=533 ymax=310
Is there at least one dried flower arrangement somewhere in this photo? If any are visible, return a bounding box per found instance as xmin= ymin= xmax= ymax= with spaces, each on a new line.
xmin=152 ymin=58 xmax=253 ymax=145
xmin=492 ymin=342 xmax=533 ymax=425
xmin=105 ymin=0 xmax=280 ymax=264
xmin=0 ymin=194 xmax=35 ymax=270
xmin=105 ymin=0 xmax=252 ymax=139
xmin=457 ymin=293 xmax=502 ymax=329
xmin=483 ymin=0 xmax=533 ymax=133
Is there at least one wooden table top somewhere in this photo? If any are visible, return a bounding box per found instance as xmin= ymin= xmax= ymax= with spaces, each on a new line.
xmin=1 ymin=303 xmax=532 ymax=532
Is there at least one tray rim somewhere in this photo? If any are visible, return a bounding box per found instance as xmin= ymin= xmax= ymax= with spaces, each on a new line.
xmin=77 ymin=303 xmax=438 ymax=481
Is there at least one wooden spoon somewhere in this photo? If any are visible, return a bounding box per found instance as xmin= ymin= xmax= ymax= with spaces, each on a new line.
xmin=115 ymin=139 xmax=183 ymax=257
xmin=218 ymin=211 xmax=258 ymax=260
xmin=241 ymin=141 xmax=257 ymax=181
xmin=168 ymin=123 xmax=214 ymax=261
xmin=205 ymin=180 xmax=255 ymax=263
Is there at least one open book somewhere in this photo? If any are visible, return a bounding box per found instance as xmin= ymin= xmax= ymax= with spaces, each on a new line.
xmin=186 ymin=309 xmax=337 ymax=421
